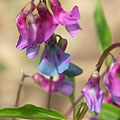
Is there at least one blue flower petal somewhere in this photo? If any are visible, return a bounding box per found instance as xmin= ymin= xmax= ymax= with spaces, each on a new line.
xmin=38 ymin=56 xmax=58 ymax=76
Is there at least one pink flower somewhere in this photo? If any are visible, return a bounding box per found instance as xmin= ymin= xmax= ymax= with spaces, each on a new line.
xmin=16 ymin=2 xmax=36 ymax=50
xmin=50 ymin=0 xmax=82 ymax=37
xmin=16 ymin=3 xmax=58 ymax=59
xmin=104 ymin=56 xmax=120 ymax=105
xmin=33 ymin=73 xmax=74 ymax=95
xmin=36 ymin=3 xmax=58 ymax=43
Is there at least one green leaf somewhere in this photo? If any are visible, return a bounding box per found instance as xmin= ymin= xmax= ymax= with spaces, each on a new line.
xmin=65 ymin=76 xmax=75 ymax=103
xmin=0 ymin=104 xmax=66 ymax=120
xmin=94 ymin=0 xmax=112 ymax=65
xmin=97 ymin=104 xmax=120 ymax=120
xmin=0 ymin=62 xmax=7 ymax=71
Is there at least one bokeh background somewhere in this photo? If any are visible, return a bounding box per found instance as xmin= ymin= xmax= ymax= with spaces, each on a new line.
xmin=0 ymin=0 xmax=120 ymax=119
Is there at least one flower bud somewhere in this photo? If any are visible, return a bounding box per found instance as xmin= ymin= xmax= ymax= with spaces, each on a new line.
xmin=81 ymin=70 xmax=104 ymax=115
xmin=57 ymin=38 xmax=67 ymax=51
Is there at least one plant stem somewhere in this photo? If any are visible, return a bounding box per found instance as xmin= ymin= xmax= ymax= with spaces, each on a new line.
xmin=30 ymin=0 xmax=35 ymax=13
xmin=96 ymin=43 xmax=120 ymax=72
xmin=43 ymin=0 xmax=47 ymax=6
xmin=14 ymin=73 xmax=26 ymax=107
xmin=47 ymin=76 xmax=53 ymax=109
xmin=78 ymin=104 xmax=88 ymax=120
xmin=64 ymin=94 xmax=84 ymax=118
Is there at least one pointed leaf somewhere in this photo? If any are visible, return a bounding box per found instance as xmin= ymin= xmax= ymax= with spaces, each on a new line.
xmin=64 ymin=63 xmax=83 ymax=77
xmin=97 ymin=104 xmax=120 ymax=120
xmin=94 ymin=0 xmax=112 ymax=65
xmin=0 ymin=104 xmax=66 ymax=120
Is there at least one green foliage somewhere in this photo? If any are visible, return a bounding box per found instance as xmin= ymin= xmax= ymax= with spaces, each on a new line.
xmin=0 ymin=62 xmax=7 ymax=71
xmin=65 ymin=76 xmax=75 ymax=103
xmin=94 ymin=0 xmax=112 ymax=65
xmin=97 ymin=104 xmax=120 ymax=120
xmin=0 ymin=104 xmax=66 ymax=120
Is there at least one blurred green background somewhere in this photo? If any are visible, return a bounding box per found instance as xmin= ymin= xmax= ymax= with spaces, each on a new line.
xmin=0 ymin=0 xmax=120 ymax=119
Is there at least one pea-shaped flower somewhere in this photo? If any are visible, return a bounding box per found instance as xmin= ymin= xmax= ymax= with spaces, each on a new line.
xmin=16 ymin=2 xmax=36 ymax=50
xmin=38 ymin=37 xmax=71 ymax=76
xmin=16 ymin=3 xmax=58 ymax=59
xmin=49 ymin=0 xmax=82 ymax=37
xmin=33 ymin=73 xmax=74 ymax=95
xmin=104 ymin=56 xmax=120 ymax=105
xmin=81 ymin=71 xmax=104 ymax=115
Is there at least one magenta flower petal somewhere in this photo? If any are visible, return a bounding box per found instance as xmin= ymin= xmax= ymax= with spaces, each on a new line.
xmin=16 ymin=35 xmax=29 ymax=50
xmin=26 ymin=44 xmax=40 ymax=59
xmin=16 ymin=3 xmax=36 ymax=50
xmin=33 ymin=73 xmax=65 ymax=95
xmin=59 ymin=81 xmax=74 ymax=96
xmin=36 ymin=4 xmax=58 ymax=43
xmin=27 ymin=14 xmax=38 ymax=45
xmin=81 ymin=71 xmax=104 ymax=115
xmin=104 ymin=56 xmax=120 ymax=105
xmin=50 ymin=0 xmax=80 ymax=25
xmin=50 ymin=0 xmax=81 ymax=37
xmin=65 ymin=23 xmax=82 ymax=37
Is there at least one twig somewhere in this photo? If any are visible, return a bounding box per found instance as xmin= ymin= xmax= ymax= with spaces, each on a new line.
xmin=47 ymin=76 xmax=53 ymax=109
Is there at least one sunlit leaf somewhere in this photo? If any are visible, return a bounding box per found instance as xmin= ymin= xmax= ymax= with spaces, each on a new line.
xmin=0 ymin=104 xmax=66 ymax=120
xmin=94 ymin=0 xmax=112 ymax=65
xmin=97 ymin=104 xmax=120 ymax=120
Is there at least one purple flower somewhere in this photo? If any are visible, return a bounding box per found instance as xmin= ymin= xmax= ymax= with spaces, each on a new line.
xmin=104 ymin=56 xmax=120 ymax=105
xmin=33 ymin=73 xmax=74 ymax=95
xmin=50 ymin=0 xmax=82 ymax=37
xmin=38 ymin=36 xmax=71 ymax=76
xmin=16 ymin=3 xmax=58 ymax=59
xmin=81 ymin=71 xmax=104 ymax=115
xmin=90 ymin=117 xmax=99 ymax=120
xmin=36 ymin=3 xmax=58 ymax=43
xmin=16 ymin=2 xmax=36 ymax=50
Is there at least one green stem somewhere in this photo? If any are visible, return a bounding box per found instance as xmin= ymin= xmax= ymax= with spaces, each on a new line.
xmin=78 ymin=104 xmax=88 ymax=120
xmin=64 ymin=95 xmax=84 ymax=118
xmin=47 ymin=76 xmax=53 ymax=109
xmin=96 ymin=43 xmax=120 ymax=72
xmin=43 ymin=0 xmax=47 ymax=6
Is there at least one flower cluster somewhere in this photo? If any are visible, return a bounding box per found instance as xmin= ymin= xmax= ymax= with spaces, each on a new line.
xmin=82 ymin=56 xmax=120 ymax=115
xmin=16 ymin=0 xmax=82 ymax=96
xmin=16 ymin=0 xmax=81 ymax=59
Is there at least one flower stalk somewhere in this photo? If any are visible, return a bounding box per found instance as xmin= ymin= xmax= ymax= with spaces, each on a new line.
xmin=64 ymin=94 xmax=84 ymax=118
xmin=47 ymin=76 xmax=53 ymax=109
xmin=14 ymin=72 xmax=32 ymax=108
xmin=96 ymin=43 xmax=120 ymax=72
